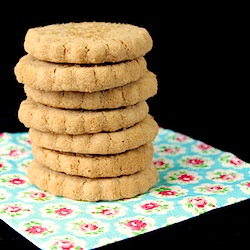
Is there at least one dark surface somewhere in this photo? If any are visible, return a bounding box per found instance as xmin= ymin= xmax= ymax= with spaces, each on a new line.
xmin=0 ymin=3 xmax=249 ymax=249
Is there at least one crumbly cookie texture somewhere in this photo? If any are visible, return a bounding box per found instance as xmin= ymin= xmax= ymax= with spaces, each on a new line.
xmin=24 ymin=71 xmax=157 ymax=110
xmin=18 ymin=98 xmax=149 ymax=134
xmin=32 ymin=143 xmax=154 ymax=178
xmin=24 ymin=21 xmax=153 ymax=64
xmin=28 ymin=114 xmax=159 ymax=155
xmin=27 ymin=160 xmax=159 ymax=201
xmin=14 ymin=55 xmax=147 ymax=92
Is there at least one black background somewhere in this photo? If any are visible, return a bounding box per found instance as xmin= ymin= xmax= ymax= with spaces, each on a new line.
xmin=0 ymin=3 xmax=249 ymax=249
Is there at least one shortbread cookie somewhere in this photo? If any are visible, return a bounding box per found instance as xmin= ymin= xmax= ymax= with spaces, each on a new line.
xmin=18 ymin=98 xmax=149 ymax=134
xmin=32 ymin=143 xmax=154 ymax=178
xmin=24 ymin=71 xmax=158 ymax=110
xmin=23 ymin=21 xmax=153 ymax=64
xmin=28 ymin=114 xmax=159 ymax=155
xmin=27 ymin=160 xmax=158 ymax=201
xmin=14 ymin=54 xmax=147 ymax=92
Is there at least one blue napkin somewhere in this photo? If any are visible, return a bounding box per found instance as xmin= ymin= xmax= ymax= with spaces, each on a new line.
xmin=1 ymin=128 xmax=250 ymax=249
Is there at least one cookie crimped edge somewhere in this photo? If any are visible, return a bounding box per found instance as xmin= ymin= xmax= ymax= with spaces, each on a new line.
xmin=14 ymin=54 xmax=147 ymax=92
xmin=18 ymin=98 xmax=149 ymax=134
xmin=28 ymin=114 xmax=159 ymax=155
xmin=24 ymin=22 xmax=153 ymax=64
xmin=32 ymin=143 xmax=154 ymax=178
xmin=27 ymin=160 xmax=159 ymax=201
xmin=24 ymin=71 xmax=158 ymax=110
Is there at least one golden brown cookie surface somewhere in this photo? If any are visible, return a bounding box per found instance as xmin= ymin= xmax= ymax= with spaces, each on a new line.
xmin=18 ymin=98 xmax=149 ymax=134
xmin=27 ymin=160 xmax=159 ymax=201
xmin=28 ymin=114 xmax=159 ymax=155
xmin=24 ymin=21 xmax=153 ymax=64
xmin=23 ymin=71 xmax=158 ymax=110
xmin=14 ymin=55 xmax=147 ymax=92
xmin=32 ymin=143 xmax=154 ymax=178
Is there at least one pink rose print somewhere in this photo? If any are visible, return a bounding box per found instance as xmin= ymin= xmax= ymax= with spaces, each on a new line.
xmin=53 ymin=239 xmax=85 ymax=250
xmin=18 ymin=189 xmax=53 ymax=202
xmin=192 ymin=142 xmax=220 ymax=155
xmin=134 ymin=199 xmax=174 ymax=214
xmin=26 ymin=225 xmax=48 ymax=235
xmin=159 ymin=189 xmax=177 ymax=196
xmin=4 ymin=205 xmax=22 ymax=213
xmin=178 ymin=173 xmax=195 ymax=182
xmin=21 ymin=220 xmax=57 ymax=237
xmin=165 ymin=170 xmax=201 ymax=184
xmin=230 ymin=156 xmax=243 ymax=166
xmin=125 ymin=219 xmax=147 ymax=231
xmin=220 ymin=174 xmax=236 ymax=181
xmin=162 ymin=145 xmax=183 ymax=155
xmin=30 ymin=192 xmax=47 ymax=199
xmin=69 ymin=219 xmax=107 ymax=236
xmin=117 ymin=216 xmax=156 ymax=236
xmin=176 ymin=134 xmax=188 ymax=142
xmin=153 ymin=158 xmax=174 ymax=171
xmin=0 ymin=144 xmax=29 ymax=160
xmin=207 ymin=169 xmax=243 ymax=183
xmin=238 ymin=181 xmax=250 ymax=194
xmin=87 ymin=204 xmax=126 ymax=219
xmin=55 ymin=208 xmax=73 ymax=216
xmin=9 ymin=177 xmax=26 ymax=185
xmin=189 ymin=197 xmax=209 ymax=208
xmin=0 ymin=203 xmax=32 ymax=218
xmin=173 ymin=134 xmax=188 ymax=142
xmin=41 ymin=204 xmax=81 ymax=219
xmin=154 ymin=160 xmax=165 ymax=166
xmin=80 ymin=223 xmax=98 ymax=232
xmin=141 ymin=202 xmax=160 ymax=211
xmin=207 ymin=185 xmax=223 ymax=192
xmin=54 ymin=240 xmax=75 ymax=250
xmin=0 ymin=174 xmax=28 ymax=188
xmin=46 ymin=237 xmax=86 ymax=250
xmin=167 ymin=132 xmax=193 ymax=143
xmin=194 ymin=183 xmax=232 ymax=195
xmin=187 ymin=158 xmax=204 ymax=165
xmin=100 ymin=209 xmax=119 ymax=216
xmin=198 ymin=143 xmax=212 ymax=151
xmin=164 ymin=148 xmax=177 ymax=154
xmin=156 ymin=144 xmax=185 ymax=157
xmin=180 ymin=196 xmax=218 ymax=215
xmin=179 ymin=155 xmax=214 ymax=169
xmin=219 ymin=153 xmax=249 ymax=168
xmin=9 ymin=149 xmax=23 ymax=157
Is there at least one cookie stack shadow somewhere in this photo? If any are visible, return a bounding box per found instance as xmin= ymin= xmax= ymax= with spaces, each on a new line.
xmin=14 ymin=21 xmax=159 ymax=201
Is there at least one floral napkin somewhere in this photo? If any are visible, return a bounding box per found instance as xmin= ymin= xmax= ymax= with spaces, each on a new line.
xmin=0 ymin=127 xmax=250 ymax=250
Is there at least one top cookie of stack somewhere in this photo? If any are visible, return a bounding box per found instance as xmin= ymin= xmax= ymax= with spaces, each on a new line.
xmin=15 ymin=22 xmax=154 ymax=93
xmin=14 ymin=21 xmax=159 ymax=201
xmin=23 ymin=21 xmax=153 ymax=64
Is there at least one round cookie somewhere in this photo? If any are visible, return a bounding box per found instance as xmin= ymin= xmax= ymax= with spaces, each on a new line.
xmin=14 ymin=54 xmax=147 ymax=92
xmin=18 ymin=98 xmax=149 ymax=134
xmin=24 ymin=71 xmax=158 ymax=110
xmin=28 ymin=114 xmax=159 ymax=155
xmin=23 ymin=21 xmax=153 ymax=64
xmin=27 ymin=160 xmax=159 ymax=201
xmin=32 ymin=143 xmax=154 ymax=178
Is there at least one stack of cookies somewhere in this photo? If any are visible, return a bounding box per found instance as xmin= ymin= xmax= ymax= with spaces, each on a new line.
xmin=14 ymin=21 xmax=159 ymax=201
